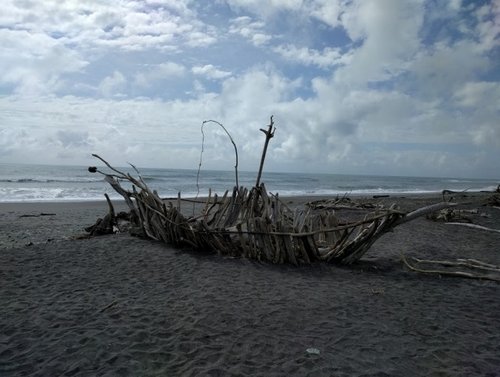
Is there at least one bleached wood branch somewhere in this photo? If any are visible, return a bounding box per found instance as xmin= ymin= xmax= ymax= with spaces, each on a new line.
xmin=412 ymin=257 xmax=500 ymax=273
xmin=401 ymin=254 xmax=500 ymax=282
xmin=445 ymin=222 xmax=500 ymax=234
xmin=394 ymin=202 xmax=458 ymax=226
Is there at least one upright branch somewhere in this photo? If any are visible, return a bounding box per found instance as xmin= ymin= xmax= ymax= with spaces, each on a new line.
xmin=198 ymin=120 xmax=239 ymax=191
xmin=255 ymin=116 xmax=275 ymax=187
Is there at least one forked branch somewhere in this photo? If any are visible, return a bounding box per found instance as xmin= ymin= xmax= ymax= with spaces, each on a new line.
xmin=256 ymin=115 xmax=275 ymax=187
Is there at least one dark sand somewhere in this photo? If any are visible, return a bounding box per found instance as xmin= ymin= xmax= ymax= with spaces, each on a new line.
xmin=1 ymin=195 xmax=499 ymax=376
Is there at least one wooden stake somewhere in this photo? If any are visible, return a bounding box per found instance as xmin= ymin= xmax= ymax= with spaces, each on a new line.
xmin=255 ymin=116 xmax=275 ymax=187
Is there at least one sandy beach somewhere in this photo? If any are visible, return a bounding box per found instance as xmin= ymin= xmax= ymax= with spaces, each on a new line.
xmin=1 ymin=194 xmax=499 ymax=376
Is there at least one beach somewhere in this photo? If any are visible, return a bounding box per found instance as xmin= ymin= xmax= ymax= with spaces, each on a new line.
xmin=1 ymin=194 xmax=499 ymax=376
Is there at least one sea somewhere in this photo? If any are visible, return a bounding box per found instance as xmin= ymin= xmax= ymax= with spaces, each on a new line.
xmin=0 ymin=163 xmax=497 ymax=203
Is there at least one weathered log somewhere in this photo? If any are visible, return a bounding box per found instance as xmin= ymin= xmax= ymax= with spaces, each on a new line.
xmin=445 ymin=223 xmax=500 ymax=234
xmin=84 ymin=193 xmax=116 ymax=236
xmin=402 ymin=254 xmax=500 ymax=282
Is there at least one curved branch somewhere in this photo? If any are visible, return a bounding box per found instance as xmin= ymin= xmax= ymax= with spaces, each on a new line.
xmin=197 ymin=120 xmax=239 ymax=193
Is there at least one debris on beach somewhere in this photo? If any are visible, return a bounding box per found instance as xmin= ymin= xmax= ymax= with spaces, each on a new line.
xmin=86 ymin=117 xmax=500 ymax=281
xmin=401 ymin=255 xmax=500 ymax=282
xmin=306 ymin=196 xmax=380 ymax=210
xmin=483 ymin=191 xmax=500 ymax=208
xmin=426 ymin=207 xmax=474 ymax=223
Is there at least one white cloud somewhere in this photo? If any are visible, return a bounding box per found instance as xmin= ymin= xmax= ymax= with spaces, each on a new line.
xmin=0 ymin=128 xmax=39 ymax=157
xmin=308 ymin=0 xmax=344 ymax=28
xmin=453 ymin=81 xmax=500 ymax=147
xmin=454 ymin=81 xmax=500 ymax=108
xmin=135 ymin=62 xmax=186 ymax=87
xmin=0 ymin=0 xmax=216 ymax=52
xmin=1 ymin=52 xmax=499 ymax=178
xmin=409 ymin=40 xmax=489 ymax=98
xmin=223 ymin=0 xmax=346 ymax=31
xmin=0 ymin=0 xmax=499 ymax=179
xmin=192 ymin=65 xmax=232 ymax=80
xmin=474 ymin=2 xmax=500 ymax=52
xmin=225 ymin=0 xmax=303 ymax=17
xmin=229 ymin=16 xmax=272 ymax=46
xmin=335 ymin=0 xmax=424 ymax=85
xmin=0 ymin=29 xmax=88 ymax=95
xmin=99 ymin=71 xmax=127 ymax=97
xmin=273 ymin=44 xmax=348 ymax=68
xmin=0 ymin=0 xmax=215 ymax=95
xmin=185 ymin=30 xmax=218 ymax=47
xmin=0 ymin=95 xmax=209 ymax=167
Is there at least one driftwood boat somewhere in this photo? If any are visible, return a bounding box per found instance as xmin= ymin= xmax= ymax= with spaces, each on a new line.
xmin=89 ymin=164 xmax=456 ymax=266
xmin=87 ymin=118 xmax=458 ymax=266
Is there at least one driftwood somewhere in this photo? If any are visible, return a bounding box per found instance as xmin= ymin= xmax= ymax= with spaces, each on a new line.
xmin=402 ymin=255 xmax=500 ymax=282
xmin=84 ymin=194 xmax=115 ymax=235
xmin=87 ymin=160 xmax=457 ymax=265
xmin=426 ymin=208 xmax=473 ymax=223
xmin=86 ymin=120 xmax=495 ymax=272
xmin=255 ymin=116 xmax=275 ymax=187
xmin=484 ymin=193 xmax=500 ymax=207
xmin=19 ymin=213 xmax=56 ymax=218
xmin=89 ymin=130 xmax=455 ymax=265
xmin=306 ymin=196 xmax=380 ymax=210
xmin=445 ymin=223 xmax=500 ymax=234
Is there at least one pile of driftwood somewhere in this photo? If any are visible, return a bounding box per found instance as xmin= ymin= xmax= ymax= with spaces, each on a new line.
xmin=306 ymin=196 xmax=381 ymax=210
xmin=88 ymin=154 xmax=457 ymax=265
xmin=86 ymin=118 xmax=465 ymax=267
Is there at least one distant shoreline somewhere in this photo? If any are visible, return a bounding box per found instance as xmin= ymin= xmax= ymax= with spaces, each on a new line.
xmin=0 ymin=189 xmax=493 ymax=206
xmin=1 ymin=162 xmax=497 ymax=202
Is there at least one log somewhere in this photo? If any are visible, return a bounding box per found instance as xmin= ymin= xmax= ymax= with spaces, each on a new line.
xmin=445 ymin=223 xmax=500 ymax=233
xmin=402 ymin=254 xmax=500 ymax=282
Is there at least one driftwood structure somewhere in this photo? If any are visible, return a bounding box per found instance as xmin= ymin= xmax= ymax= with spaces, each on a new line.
xmin=89 ymin=153 xmax=458 ymax=265
xmin=87 ymin=118 xmax=467 ymax=267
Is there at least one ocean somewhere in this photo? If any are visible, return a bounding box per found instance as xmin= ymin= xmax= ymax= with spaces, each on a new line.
xmin=0 ymin=163 xmax=497 ymax=202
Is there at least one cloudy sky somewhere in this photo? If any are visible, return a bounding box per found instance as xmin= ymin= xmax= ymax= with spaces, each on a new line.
xmin=0 ymin=0 xmax=499 ymax=178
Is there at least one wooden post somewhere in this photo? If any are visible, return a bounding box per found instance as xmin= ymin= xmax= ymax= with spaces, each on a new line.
xmin=255 ymin=116 xmax=275 ymax=187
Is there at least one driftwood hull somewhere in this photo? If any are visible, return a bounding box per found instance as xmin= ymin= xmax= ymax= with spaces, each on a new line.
xmin=88 ymin=155 xmax=458 ymax=265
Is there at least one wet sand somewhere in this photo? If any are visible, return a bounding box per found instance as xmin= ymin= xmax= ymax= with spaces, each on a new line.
xmin=1 ymin=194 xmax=499 ymax=376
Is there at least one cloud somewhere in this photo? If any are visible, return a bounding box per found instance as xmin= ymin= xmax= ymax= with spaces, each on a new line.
xmin=134 ymin=62 xmax=187 ymax=87
xmin=229 ymin=16 xmax=272 ymax=46
xmin=1 ymin=50 xmax=499 ymax=178
xmin=55 ymin=130 xmax=92 ymax=148
xmin=408 ymin=40 xmax=490 ymax=99
xmin=0 ymin=0 xmax=215 ymax=96
xmin=335 ymin=0 xmax=424 ymax=85
xmin=273 ymin=44 xmax=348 ymax=68
xmin=454 ymin=81 xmax=500 ymax=147
xmin=99 ymin=71 xmax=127 ymax=97
xmin=225 ymin=0 xmax=346 ymax=28
xmin=0 ymin=29 xmax=88 ymax=95
xmin=0 ymin=0 xmax=216 ymax=52
xmin=0 ymin=128 xmax=38 ymax=157
xmin=225 ymin=0 xmax=303 ymax=17
xmin=308 ymin=0 xmax=344 ymax=28
xmin=0 ymin=0 xmax=499 ymax=179
xmin=454 ymin=81 xmax=500 ymax=108
xmin=473 ymin=2 xmax=500 ymax=52
xmin=0 ymin=95 xmax=207 ymax=166
xmin=192 ymin=65 xmax=232 ymax=80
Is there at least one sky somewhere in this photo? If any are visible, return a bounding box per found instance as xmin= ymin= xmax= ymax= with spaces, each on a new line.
xmin=0 ymin=0 xmax=499 ymax=179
